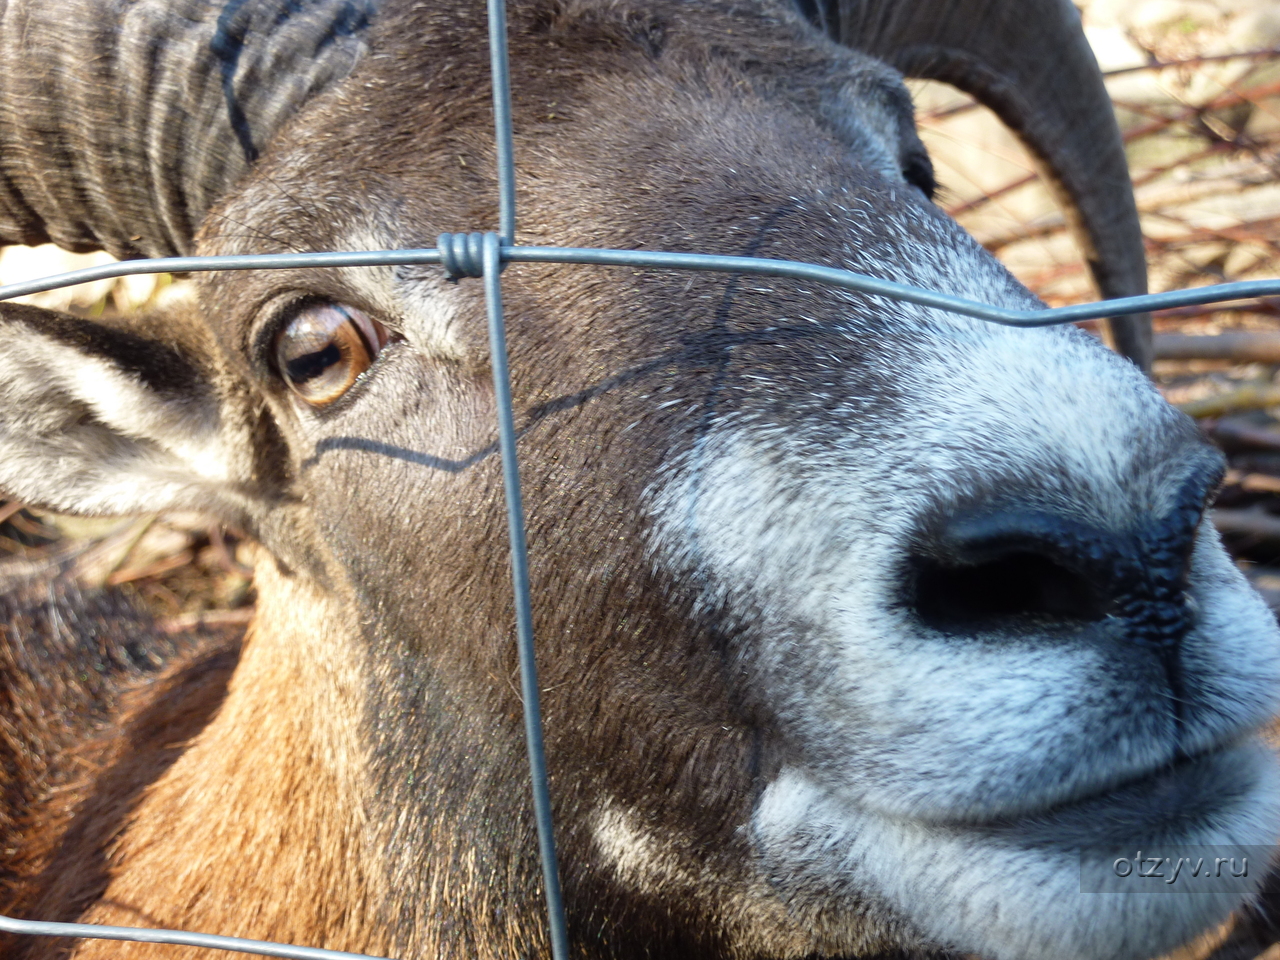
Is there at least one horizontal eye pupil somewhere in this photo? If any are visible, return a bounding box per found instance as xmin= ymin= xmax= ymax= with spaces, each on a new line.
xmin=273 ymin=302 xmax=391 ymax=406
xmin=285 ymin=342 xmax=344 ymax=384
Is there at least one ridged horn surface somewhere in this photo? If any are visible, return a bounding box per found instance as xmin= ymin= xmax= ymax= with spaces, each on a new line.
xmin=0 ymin=0 xmax=376 ymax=260
xmin=801 ymin=0 xmax=1153 ymax=370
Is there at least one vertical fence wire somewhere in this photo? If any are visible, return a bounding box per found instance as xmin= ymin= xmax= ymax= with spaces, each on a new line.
xmin=483 ymin=3 xmax=571 ymax=960
xmin=483 ymin=232 xmax=571 ymax=960
xmin=488 ymin=0 xmax=517 ymax=244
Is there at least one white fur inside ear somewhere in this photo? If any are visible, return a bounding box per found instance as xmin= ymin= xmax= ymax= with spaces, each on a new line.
xmin=0 ymin=320 xmax=231 ymax=516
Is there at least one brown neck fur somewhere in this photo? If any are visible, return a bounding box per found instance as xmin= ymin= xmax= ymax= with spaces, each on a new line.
xmin=0 ymin=570 xmax=240 ymax=957
xmin=10 ymin=559 xmax=388 ymax=959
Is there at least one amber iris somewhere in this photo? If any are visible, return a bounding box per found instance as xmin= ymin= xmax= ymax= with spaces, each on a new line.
xmin=275 ymin=303 xmax=390 ymax=405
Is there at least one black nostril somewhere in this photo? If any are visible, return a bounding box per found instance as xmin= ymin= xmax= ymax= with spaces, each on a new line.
xmin=907 ymin=456 xmax=1223 ymax=737
xmin=913 ymin=549 xmax=1109 ymax=632
xmin=909 ymin=510 xmax=1117 ymax=634
xmin=908 ymin=453 xmax=1222 ymax=642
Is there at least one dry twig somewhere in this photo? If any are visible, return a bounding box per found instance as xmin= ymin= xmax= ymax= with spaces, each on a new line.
xmin=1212 ymin=508 xmax=1280 ymax=542
xmin=1157 ymin=333 xmax=1280 ymax=364
xmin=1177 ymin=383 xmax=1280 ymax=418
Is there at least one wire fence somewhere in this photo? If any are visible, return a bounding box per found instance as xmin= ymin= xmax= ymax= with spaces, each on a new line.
xmin=3 ymin=1 xmax=1280 ymax=958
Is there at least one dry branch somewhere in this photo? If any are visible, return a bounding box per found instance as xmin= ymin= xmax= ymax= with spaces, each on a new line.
xmin=1239 ymin=473 xmax=1280 ymax=493
xmin=1177 ymin=383 xmax=1280 ymax=418
xmin=1103 ymin=48 xmax=1280 ymax=78
xmin=106 ymin=549 xmax=196 ymax=586
xmin=1212 ymin=508 xmax=1280 ymax=542
xmin=1157 ymin=333 xmax=1280 ymax=364
xmin=1213 ymin=419 xmax=1280 ymax=451
xmin=157 ymin=607 xmax=255 ymax=634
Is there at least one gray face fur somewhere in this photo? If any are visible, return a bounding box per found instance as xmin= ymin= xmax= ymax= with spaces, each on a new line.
xmin=633 ymin=193 xmax=1280 ymax=960
xmin=0 ymin=1 xmax=1274 ymax=959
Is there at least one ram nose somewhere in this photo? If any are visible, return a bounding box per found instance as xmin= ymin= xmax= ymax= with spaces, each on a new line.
xmin=909 ymin=470 xmax=1219 ymax=659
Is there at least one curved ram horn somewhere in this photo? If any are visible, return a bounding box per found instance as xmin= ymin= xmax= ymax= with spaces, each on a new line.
xmin=0 ymin=0 xmax=375 ymax=260
xmin=804 ymin=0 xmax=1153 ymax=371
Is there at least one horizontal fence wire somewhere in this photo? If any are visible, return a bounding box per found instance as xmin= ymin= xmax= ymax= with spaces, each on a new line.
xmin=0 ymin=915 xmax=392 ymax=959
xmin=3 ymin=242 xmax=1280 ymax=323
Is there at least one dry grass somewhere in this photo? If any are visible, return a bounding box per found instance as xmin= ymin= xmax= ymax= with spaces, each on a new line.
xmin=915 ymin=0 xmax=1280 ymax=312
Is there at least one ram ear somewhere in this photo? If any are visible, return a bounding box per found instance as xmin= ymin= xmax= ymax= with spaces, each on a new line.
xmin=0 ymin=302 xmax=257 ymax=524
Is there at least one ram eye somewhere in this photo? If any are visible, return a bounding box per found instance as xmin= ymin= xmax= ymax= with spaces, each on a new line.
xmin=275 ymin=303 xmax=391 ymax=406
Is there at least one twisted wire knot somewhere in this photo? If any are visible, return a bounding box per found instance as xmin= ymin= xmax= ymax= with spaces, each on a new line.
xmin=438 ymin=232 xmax=498 ymax=280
